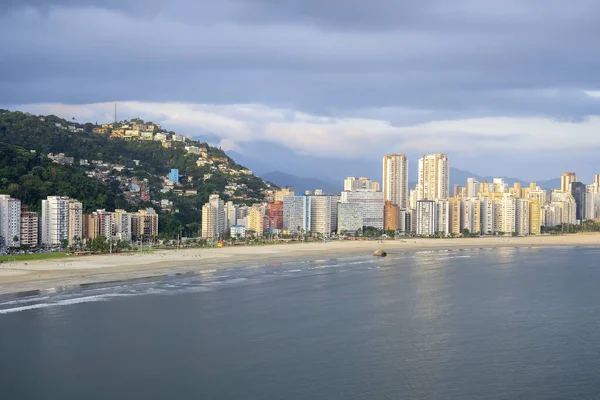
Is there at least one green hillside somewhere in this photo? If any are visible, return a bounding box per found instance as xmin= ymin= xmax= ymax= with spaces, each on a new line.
xmin=0 ymin=110 xmax=276 ymax=238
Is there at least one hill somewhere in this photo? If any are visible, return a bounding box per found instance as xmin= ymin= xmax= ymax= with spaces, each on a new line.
xmin=0 ymin=110 xmax=276 ymax=237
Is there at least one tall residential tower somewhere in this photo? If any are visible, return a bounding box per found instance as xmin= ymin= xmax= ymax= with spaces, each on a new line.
xmin=382 ymin=154 xmax=408 ymax=209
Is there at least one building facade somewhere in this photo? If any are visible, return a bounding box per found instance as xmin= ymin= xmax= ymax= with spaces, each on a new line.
xmin=382 ymin=154 xmax=408 ymax=208
xmin=0 ymin=194 xmax=21 ymax=248
xmin=417 ymin=154 xmax=449 ymax=200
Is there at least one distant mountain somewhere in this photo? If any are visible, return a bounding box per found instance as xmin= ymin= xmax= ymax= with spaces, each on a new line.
xmin=451 ymin=168 xmax=560 ymax=191
xmin=261 ymin=171 xmax=341 ymax=194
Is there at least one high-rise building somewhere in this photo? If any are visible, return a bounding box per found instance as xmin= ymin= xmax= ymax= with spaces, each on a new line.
xmin=480 ymin=197 xmax=495 ymax=235
xmin=561 ymin=172 xmax=577 ymax=193
xmin=449 ymin=197 xmax=462 ymax=236
xmin=67 ymin=201 xmax=83 ymax=244
xmin=168 ymin=168 xmax=179 ymax=184
xmin=113 ymin=209 xmax=132 ymax=242
xmin=225 ymin=201 xmax=237 ymax=232
xmin=461 ymin=198 xmax=481 ymax=234
xmin=309 ymin=195 xmax=338 ymax=236
xmin=382 ymin=154 xmax=408 ymax=208
xmin=515 ymin=199 xmax=530 ymax=235
xmin=131 ymin=208 xmax=158 ymax=238
xmin=201 ymin=195 xmax=226 ymax=239
xmin=265 ymin=201 xmax=284 ymax=231
xmin=417 ymin=154 xmax=449 ymax=200
xmin=0 ymin=194 xmax=21 ymax=248
xmin=384 ymin=201 xmax=399 ymax=231
xmin=41 ymin=196 xmax=72 ymax=246
xmin=248 ymin=205 xmax=266 ymax=236
xmin=339 ymin=189 xmax=384 ymax=229
xmin=416 ymin=200 xmax=436 ymax=236
xmin=529 ymin=201 xmax=542 ymax=235
xmin=501 ymin=194 xmax=516 ymax=234
xmin=283 ymin=196 xmax=310 ymax=234
xmin=83 ymin=213 xmax=100 ymax=241
xmin=491 ymin=178 xmax=507 ymax=194
xmin=344 ymin=177 xmax=372 ymax=191
xmin=466 ymin=178 xmax=481 ymax=198
xmin=551 ymin=191 xmax=577 ymax=225
xmin=527 ymin=187 xmax=547 ymax=206
xmin=595 ymin=174 xmax=600 ymax=187
xmin=371 ymin=182 xmax=380 ymax=192
xmin=543 ymin=203 xmax=563 ymax=227
xmin=95 ymin=209 xmax=113 ymax=238
xmin=571 ymin=182 xmax=586 ymax=222
xmin=337 ymin=203 xmax=363 ymax=234
xmin=453 ymin=184 xmax=461 ymax=198
xmin=20 ymin=208 xmax=38 ymax=247
xmin=436 ymin=199 xmax=450 ymax=236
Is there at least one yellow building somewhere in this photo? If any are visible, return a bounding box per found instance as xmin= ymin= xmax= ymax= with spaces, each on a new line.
xmin=248 ymin=206 xmax=265 ymax=236
xmin=274 ymin=188 xmax=295 ymax=202
xmin=529 ymin=201 xmax=542 ymax=235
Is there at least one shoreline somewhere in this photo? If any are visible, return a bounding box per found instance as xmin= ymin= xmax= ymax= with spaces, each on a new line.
xmin=1 ymin=234 xmax=600 ymax=296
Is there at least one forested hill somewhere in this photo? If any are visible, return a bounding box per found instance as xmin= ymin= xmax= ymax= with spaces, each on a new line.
xmin=0 ymin=110 xmax=276 ymax=237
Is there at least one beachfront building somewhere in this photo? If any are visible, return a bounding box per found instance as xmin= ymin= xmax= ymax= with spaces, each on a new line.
xmin=283 ymin=196 xmax=310 ymax=234
xmin=449 ymin=197 xmax=462 ymax=236
xmin=132 ymin=208 xmax=159 ymax=239
xmin=225 ymin=201 xmax=237 ymax=232
xmin=20 ymin=208 xmax=38 ymax=247
xmin=265 ymin=201 xmax=284 ymax=232
xmin=416 ymin=200 xmax=436 ymax=236
xmin=337 ymin=202 xmax=363 ymax=235
xmin=113 ymin=209 xmax=132 ymax=242
xmin=310 ymin=195 xmax=338 ymax=237
xmin=529 ymin=201 xmax=542 ymax=235
xmin=339 ymin=189 xmax=384 ymax=229
xmin=480 ymin=197 xmax=495 ymax=235
xmin=67 ymin=201 xmax=83 ymax=245
xmin=201 ymin=194 xmax=226 ymax=240
xmin=461 ymin=198 xmax=481 ymax=234
xmin=436 ymin=199 xmax=450 ymax=236
xmin=41 ymin=196 xmax=78 ymax=246
xmin=384 ymin=201 xmax=399 ymax=231
xmin=501 ymin=194 xmax=516 ymax=234
xmin=382 ymin=153 xmax=408 ymax=208
xmin=0 ymin=194 xmax=21 ymax=249
xmin=417 ymin=154 xmax=449 ymax=201
xmin=248 ymin=205 xmax=265 ymax=237
xmin=515 ymin=199 xmax=530 ymax=235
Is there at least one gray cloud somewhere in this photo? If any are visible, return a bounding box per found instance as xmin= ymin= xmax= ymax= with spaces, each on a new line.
xmin=3 ymin=0 xmax=600 ymax=179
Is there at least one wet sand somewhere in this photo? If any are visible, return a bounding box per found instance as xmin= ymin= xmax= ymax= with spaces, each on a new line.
xmin=1 ymin=234 xmax=600 ymax=295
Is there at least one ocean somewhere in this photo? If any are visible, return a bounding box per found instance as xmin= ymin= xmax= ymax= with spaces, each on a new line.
xmin=2 ymin=246 xmax=600 ymax=399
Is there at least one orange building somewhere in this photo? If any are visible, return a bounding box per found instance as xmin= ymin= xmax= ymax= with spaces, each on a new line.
xmin=384 ymin=201 xmax=399 ymax=231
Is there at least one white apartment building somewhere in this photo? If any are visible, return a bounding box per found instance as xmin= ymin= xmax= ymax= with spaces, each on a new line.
xmin=339 ymin=189 xmax=384 ymax=229
xmin=41 ymin=196 xmax=79 ymax=246
xmin=310 ymin=195 xmax=338 ymax=236
xmin=0 ymin=195 xmax=21 ymax=248
xmin=337 ymin=203 xmax=363 ymax=234
xmin=543 ymin=203 xmax=563 ymax=227
xmin=466 ymin=178 xmax=481 ymax=198
xmin=202 ymin=194 xmax=226 ymax=240
xmin=461 ymin=198 xmax=481 ymax=234
xmin=382 ymin=154 xmax=408 ymax=208
xmin=501 ymin=194 xmax=516 ymax=233
xmin=480 ymin=197 xmax=495 ymax=235
xmin=417 ymin=154 xmax=449 ymax=200
xmin=416 ymin=200 xmax=437 ymax=236
xmin=436 ymin=199 xmax=450 ymax=236
xmin=113 ymin=209 xmax=132 ymax=242
xmin=283 ymin=196 xmax=310 ymax=234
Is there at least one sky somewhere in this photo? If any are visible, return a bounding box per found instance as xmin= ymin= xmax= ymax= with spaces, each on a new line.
xmin=2 ymin=0 xmax=600 ymax=183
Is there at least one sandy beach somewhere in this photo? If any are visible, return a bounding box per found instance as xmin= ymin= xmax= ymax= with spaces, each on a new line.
xmin=1 ymin=234 xmax=600 ymax=295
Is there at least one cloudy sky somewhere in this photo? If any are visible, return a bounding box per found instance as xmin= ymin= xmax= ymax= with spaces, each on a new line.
xmin=2 ymin=0 xmax=600 ymax=183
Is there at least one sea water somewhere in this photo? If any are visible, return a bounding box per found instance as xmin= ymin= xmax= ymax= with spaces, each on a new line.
xmin=2 ymin=246 xmax=600 ymax=399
